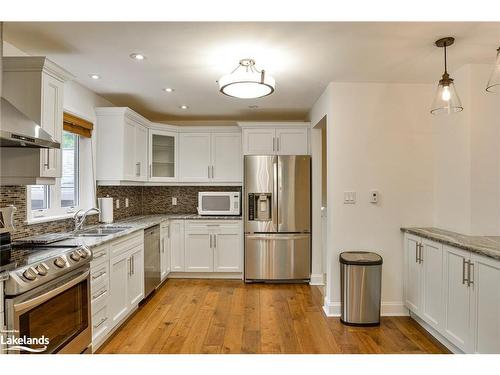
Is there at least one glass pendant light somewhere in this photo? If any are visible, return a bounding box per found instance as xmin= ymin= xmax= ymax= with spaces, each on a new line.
xmin=219 ymin=59 xmax=275 ymax=99
xmin=430 ymin=37 xmax=463 ymax=115
xmin=486 ymin=47 xmax=500 ymax=93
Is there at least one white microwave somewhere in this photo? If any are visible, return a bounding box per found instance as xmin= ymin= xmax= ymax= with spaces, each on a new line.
xmin=197 ymin=192 xmax=241 ymax=216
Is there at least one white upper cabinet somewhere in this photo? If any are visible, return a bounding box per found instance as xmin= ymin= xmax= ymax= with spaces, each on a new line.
xmin=239 ymin=122 xmax=310 ymax=155
xmin=149 ymin=129 xmax=178 ymax=182
xmin=211 ymin=132 xmax=242 ymax=182
xmin=2 ymin=57 xmax=73 ymax=185
xmin=179 ymin=133 xmax=212 ymax=182
xmin=96 ymin=108 xmax=150 ymax=183
xmin=179 ymin=131 xmax=242 ymax=183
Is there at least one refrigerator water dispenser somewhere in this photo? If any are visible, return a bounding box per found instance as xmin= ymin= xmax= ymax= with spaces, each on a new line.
xmin=248 ymin=193 xmax=272 ymax=221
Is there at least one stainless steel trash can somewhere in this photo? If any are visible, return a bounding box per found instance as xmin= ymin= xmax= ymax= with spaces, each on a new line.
xmin=340 ymin=251 xmax=382 ymax=326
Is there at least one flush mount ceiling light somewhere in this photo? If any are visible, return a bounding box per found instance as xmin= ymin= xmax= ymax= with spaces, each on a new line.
xmin=179 ymin=105 xmax=189 ymax=110
xmin=89 ymin=74 xmax=101 ymax=80
xmin=218 ymin=59 xmax=275 ymax=99
xmin=430 ymin=37 xmax=463 ymax=115
xmin=486 ymin=47 xmax=500 ymax=93
xmin=130 ymin=53 xmax=146 ymax=61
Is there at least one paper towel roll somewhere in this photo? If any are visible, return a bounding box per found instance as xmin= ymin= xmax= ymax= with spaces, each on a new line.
xmin=98 ymin=197 xmax=114 ymax=224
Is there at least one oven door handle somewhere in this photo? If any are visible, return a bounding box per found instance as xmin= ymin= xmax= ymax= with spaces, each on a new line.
xmin=13 ymin=270 xmax=90 ymax=313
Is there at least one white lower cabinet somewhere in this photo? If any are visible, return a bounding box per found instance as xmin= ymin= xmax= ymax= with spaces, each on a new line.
xmin=470 ymin=253 xmax=500 ymax=353
xmin=404 ymin=233 xmax=500 ymax=353
xmin=160 ymin=222 xmax=171 ymax=280
xmin=170 ymin=220 xmax=185 ymax=271
xmin=183 ymin=221 xmax=242 ymax=273
xmin=91 ymin=232 xmax=144 ymax=352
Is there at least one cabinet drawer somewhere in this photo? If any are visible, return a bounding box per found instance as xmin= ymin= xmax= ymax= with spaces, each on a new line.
xmin=92 ymin=304 xmax=110 ymax=349
xmin=91 ymin=279 xmax=109 ymax=312
xmin=91 ymin=261 xmax=109 ymax=287
xmin=91 ymin=244 xmax=109 ymax=266
xmin=110 ymin=231 xmax=143 ymax=258
xmin=185 ymin=220 xmax=241 ymax=232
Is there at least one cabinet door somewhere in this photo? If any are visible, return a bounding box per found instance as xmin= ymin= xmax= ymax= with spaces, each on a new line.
xmin=211 ymin=132 xmax=242 ymax=182
xmin=179 ymin=133 xmax=211 ymax=182
xmin=149 ymin=130 xmax=177 ymax=182
xmin=404 ymin=234 xmax=422 ymax=313
xmin=275 ymin=127 xmax=309 ymax=155
xmin=40 ymin=74 xmax=63 ymax=177
xmin=135 ymin=123 xmax=148 ymax=181
xmin=160 ymin=224 xmax=171 ymax=280
xmin=185 ymin=231 xmax=213 ymax=272
xmin=170 ymin=221 xmax=185 ymax=271
xmin=443 ymin=245 xmax=471 ymax=351
xmin=123 ymin=119 xmax=136 ymax=180
xmin=213 ymin=232 xmax=241 ymax=272
xmin=421 ymin=239 xmax=444 ymax=330
xmin=109 ymin=252 xmax=130 ymax=327
xmin=470 ymin=254 xmax=500 ymax=353
xmin=242 ymin=128 xmax=275 ymax=155
xmin=128 ymin=246 xmax=144 ymax=307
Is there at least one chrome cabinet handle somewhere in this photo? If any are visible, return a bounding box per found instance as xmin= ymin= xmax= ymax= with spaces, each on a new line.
xmin=92 ymin=271 xmax=106 ymax=280
xmin=128 ymin=258 xmax=131 ymax=276
xmin=136 ymin=162 xmax=141 ymax=177
xmin=415 ymin=243 xmax=419 ymax=263
xmin=277 ymin=137 xmax=280 ymax=152
xmin=462 ymin=258 xmax=467 ymax=285
xmin=209 ymin=234 xmax=212 ymax=249
xmin=468 ymin=261 xmax=474 ymax=287
xmin=167 ymin=225 xmax=170 ymax=239
xmin=214 ymin=234 xmax=217 ymax=249
xmin=44 ymin=149 xmax=50 ymax=168
xmin=272 ymin=137 xmax=275 ymax=152
xmin=93 ymin=317 xmax=107 ymax=329
xmin=92 ymin=289 xmax=107 ymax=301
xmin=211 ymin=165 xmax=214 ymax=179
xmin=419 ymin=243 xmax=423 ymax=264
xmin=150 ymin=164 xmax=153 ymax=178
xmin=131 ymin=255 xmax=134 ymax=275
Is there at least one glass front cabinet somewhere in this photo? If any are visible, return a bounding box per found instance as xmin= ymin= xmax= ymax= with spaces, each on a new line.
xmin=148 ymin=129 xmax=178 ymax=181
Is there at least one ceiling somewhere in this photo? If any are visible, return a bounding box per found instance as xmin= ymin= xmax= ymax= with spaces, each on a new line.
xmin=3 ymin=22 xmax=500 ymax=122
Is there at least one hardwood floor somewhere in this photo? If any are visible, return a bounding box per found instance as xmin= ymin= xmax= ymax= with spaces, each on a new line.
xmin=97 ymin=279 xmax=450 ymax=354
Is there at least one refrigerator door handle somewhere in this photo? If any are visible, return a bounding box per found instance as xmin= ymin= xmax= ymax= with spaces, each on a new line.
xmin=273 ymin=156 xmax=279 ymax=230
xmin=246 ymin=234 xmax=310 ymax=241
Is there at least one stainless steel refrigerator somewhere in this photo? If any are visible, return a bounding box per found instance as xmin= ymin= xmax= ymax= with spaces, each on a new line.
xmin=244 ymin=155 xmax=311 ymax=282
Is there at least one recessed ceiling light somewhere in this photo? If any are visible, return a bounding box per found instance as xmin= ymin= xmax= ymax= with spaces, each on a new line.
xmin=89 ymin=74 xmax=101 ymax=80
xmin=163 ymin=88 xmax=175 ymax=93
xmin=179 ymin=105 xmax=189 ymax=110
xmin=130 ymin=53 xmax=146 ymax=61
xmin=248 ymin=105 xmax=259 ymax=109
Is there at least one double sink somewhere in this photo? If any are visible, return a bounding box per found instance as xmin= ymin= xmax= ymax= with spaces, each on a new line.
xmin=72 ymin=225 xmax=132 ymax=237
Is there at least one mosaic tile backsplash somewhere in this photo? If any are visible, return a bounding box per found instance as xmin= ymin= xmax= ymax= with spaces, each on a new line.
xmin=0 ymin=185 xmax=241 ymax=240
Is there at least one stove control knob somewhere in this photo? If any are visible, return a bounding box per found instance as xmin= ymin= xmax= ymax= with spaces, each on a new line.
xmin=35 ymin=263 xmax=49 ymax=276
xmin=54 ymin=257 xmax=66 ymax=268
xmin=77 ymin=249 xmax=88 ymax=259
xmin=70 ymin=252 xmax=81 ymax=262
xmin=23 ymin=268 xmax=37 ymax=281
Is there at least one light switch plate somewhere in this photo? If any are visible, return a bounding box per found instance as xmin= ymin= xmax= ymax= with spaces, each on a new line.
xmin=125 ymin=198 xmax=129 ymax=207
xmin=115 ymin=199 xmax=120 ymax=209
xmin=344 ymin=191 xmax=356 ymax=204
xmin=172 ymin=197 xmax=177 ymax=206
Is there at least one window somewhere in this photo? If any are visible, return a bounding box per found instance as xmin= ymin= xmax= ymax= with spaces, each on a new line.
xmin=28 ymin=112 xmax=93 ymax=222
xmin=61 ymin=132 xmax=79 ymax=208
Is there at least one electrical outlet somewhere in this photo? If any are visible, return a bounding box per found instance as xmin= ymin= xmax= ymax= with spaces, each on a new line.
xmin=125 ymin=198 xmax=129 ymax=208
xmin=115 ymin=199 xmax=120 ymax=209
xmin=172 ymin=197 xmax=177 ymax=206
xmin=370 ymin=190 xmax=379 ymax=204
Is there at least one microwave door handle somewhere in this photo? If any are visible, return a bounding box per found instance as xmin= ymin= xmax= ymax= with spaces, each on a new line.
xmin=13 ymin=270 xmax=90 ymax=314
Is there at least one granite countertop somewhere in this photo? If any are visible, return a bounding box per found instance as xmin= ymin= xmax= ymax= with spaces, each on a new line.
xmin=25 ymin=214 xmax=242 ymax=250
xmin=401 ymin=227 xmax=500 ymax=261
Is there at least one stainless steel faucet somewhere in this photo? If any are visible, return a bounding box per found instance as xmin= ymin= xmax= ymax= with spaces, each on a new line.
xmin=73 ymin=207 xmax=100 ymax=231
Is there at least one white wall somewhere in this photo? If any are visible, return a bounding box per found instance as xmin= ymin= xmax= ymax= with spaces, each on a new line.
xmin=310 ymin=82 xmax=436 ymax=315
xmin=433 ymin=64 xmax=500 ymax=236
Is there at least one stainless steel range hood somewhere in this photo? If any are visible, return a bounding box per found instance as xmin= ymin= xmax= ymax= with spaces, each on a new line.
xmin=0 ymin=97 xmax=60 ymax=149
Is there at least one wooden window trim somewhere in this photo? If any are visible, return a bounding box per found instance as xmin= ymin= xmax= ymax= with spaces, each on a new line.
xmin=63 ymin=112 xmax=93 ymax=138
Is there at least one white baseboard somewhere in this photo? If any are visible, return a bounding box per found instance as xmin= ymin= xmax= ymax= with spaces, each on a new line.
xmin=309 ymin=273 xmax=325 ymax=285
xmin=322 ymin=299 xmax=409 ymax=317
xmin=168 ymin=272 xmax=243 ymax=280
